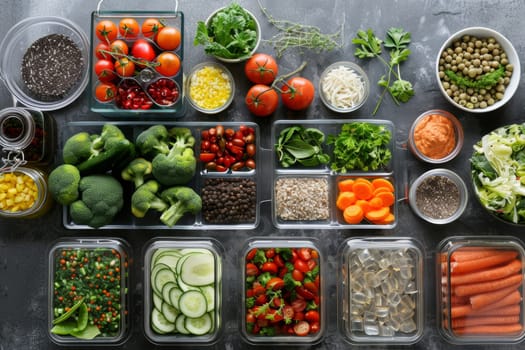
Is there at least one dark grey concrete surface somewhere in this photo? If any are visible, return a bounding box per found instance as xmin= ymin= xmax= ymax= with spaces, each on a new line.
xmin=1 ymin=0 xmax=525 ymax=349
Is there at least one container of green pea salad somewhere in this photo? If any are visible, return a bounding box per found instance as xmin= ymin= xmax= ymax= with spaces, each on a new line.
xmin=47 ymin=237 xmax=131 ymax=346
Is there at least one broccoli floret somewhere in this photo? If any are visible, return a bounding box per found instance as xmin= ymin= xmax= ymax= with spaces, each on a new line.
xmin=135 ymin=125 xmax=170 ymax=159
xmin=152 ymin=127 xmax=197 ymax=186
xmin=121 ymin=158 xmax=153 ymax=188
xmin=131 ymin=180 xmax=168 ymax=218
xmin=69 ymin=175 xmax=124 ymax=228
xmin=48 ymin=164 xmax=81 ymax=205
xmin=62 ymin=124 xmax=135 ymax=175
xmin=159 ymin=186 xmax=201 ymax=227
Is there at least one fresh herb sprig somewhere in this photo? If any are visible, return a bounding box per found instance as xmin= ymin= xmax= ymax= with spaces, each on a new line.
xmin=445 ymin=65 xmax=505 ymax=89
xmin=352 ymin=28 xmax=414 ymax=115
xmin=257 ymin=0 xmax=342 ymax=58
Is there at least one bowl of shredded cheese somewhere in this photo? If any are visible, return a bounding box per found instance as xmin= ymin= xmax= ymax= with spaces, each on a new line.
xmin=319 ymin=61 xmax=369 ymax=113
xmin=186 ymin=62 xmax=235 ymax=114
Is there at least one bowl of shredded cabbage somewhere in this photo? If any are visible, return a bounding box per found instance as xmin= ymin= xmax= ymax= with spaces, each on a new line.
xmin=319 ymin=61 xmax=369 ymax=113
xmin=470 ymin=123 xmax=525 ymax=225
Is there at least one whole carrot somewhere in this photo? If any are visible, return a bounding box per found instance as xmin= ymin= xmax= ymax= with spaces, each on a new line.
xmin=450 ymin=259 xmax=522 ymax=286
xmin=451 ymin=248 xmax=502 ymax=262
xmin=470 ymin=304 xmax=521 ymax=317
xmin=452 ymin=315 xmax=520 ymax=329
xmin=453 ymin=323 xmax=523 ymax=335
xmin=450 ymin=250 xmax=518 ymax=275
xmin=470 ymin=283 xmax=522 ymax=309
xmin=473 ymin=290 xmax=522 ymax=312
xmin=454 ymin=274 xmax=523 ymax=296
xmin=451 ymin=291 xmax=522 ymax=318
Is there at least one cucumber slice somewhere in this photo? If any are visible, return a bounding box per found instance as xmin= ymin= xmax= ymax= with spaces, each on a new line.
xmin=185 ymin=312 xmax=213 ymax=335
xmin=162 ymin=302 xmax=179 ymax=323
xmin=161 ymin=281 xmax=178 ymax=306
xmin=180 ymin=253 xmax=215 ymax=286
xmin=177 ymin=275 xmax=200 ymax=292
xmin=179 ymin=290 xmax=207 ymax=318
xmin=156 ymin=254 xmax=181 ymax=272
xmin=169 ymin=286 xmax=183 ymax=310
xmin=175 ymin=314 xmax=190 ymax=334
xmin=175 ymin=253 xmax=194 ymax=276
xmin=180 ymin=248 xmax=212 ymax=255
xmin=151 ymin=248 xmax=173 ymax=264
xmin=152 ymin=292 xmax=163 ymax=311
xmin=150 ymin=263 xmax=171 ymax=286
xmin=153 ymin=268 xmax=176 ymax=296
xmin=200 ymin=285 xmax=215 ymax=312
xmin=151 ymin=308 xmax=175 ymax=334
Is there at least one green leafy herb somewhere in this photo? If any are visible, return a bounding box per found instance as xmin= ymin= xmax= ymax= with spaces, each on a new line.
xmin=276 ymin=126 xmax=330 ymax=168
xmin=194 ymin=3 xmax=258 ymax=60
xmin=445 ymin=65 xmax=505 ymax=89
xmin=257 ymin=0 xmax=342 ymax=58
xmin=352 ymin=27 xmax=414 ymax=115
xmin=327 ymin=122 xmax=392 ymax=172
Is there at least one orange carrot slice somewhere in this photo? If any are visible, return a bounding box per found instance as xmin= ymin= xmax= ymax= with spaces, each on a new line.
xmin=375 ymin=191 xmax=395 ymax=207
xmin=368 ymin=196 xmax=383 ymax=209
xmin=338 ymin=179 xmax=355 ymax=192
xmin=336 ymin=191 xmax=356 ymax=211
xmin=352 ymin=180 xmax=374 ymax=200
xmin=355 ymin=199 xmax=371 ymax=214
xmin=365 ymin=207 xmax=390 ymax=222
xmin=372 ymin=178 xmax=394 ymax=192
xmin=343 ymin=204 xmax=364 ymax=224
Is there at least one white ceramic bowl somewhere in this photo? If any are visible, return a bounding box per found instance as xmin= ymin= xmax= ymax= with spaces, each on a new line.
xmin=0 ymin=16 xmax=89 ymax=111
xmin=436 ymin=27 xmax=520 ymax=113
xmin=204 ymin=6 xmax=261 ymax=63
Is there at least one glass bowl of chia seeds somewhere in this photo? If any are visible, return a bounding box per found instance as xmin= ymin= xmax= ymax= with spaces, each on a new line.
xmin=408 ymin=168 xmax=468 ymax=224
xmin=0 ymin=16 xmax=89 ymax=111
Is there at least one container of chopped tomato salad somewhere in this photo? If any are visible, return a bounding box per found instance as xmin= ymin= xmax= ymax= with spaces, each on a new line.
xmin=47 ymin=237 xmax=131 ymax=346
xmin=241 ymin=238 xmax=325 ymax=345
xmin=437 ymin=236 xmax=525 ymax=344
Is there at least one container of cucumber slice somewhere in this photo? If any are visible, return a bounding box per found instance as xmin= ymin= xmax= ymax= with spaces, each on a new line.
xmin=143 ymin=238 xmax=223 ymax=345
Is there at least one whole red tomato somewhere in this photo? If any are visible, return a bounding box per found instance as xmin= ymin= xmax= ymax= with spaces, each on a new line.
xmin=94 ymin=42 xmax=112 ymax=60
xmin=94 ymin=59 xmax=116 ymax=82
xmin=156 ymin=26 xmax=181 ymax=51
xmin=114 ymin=57 xmax=136 ymax=77
xmin=95 ymin=20 xmax=118 ymax=42
xmin=110 ymin=39 xmax=129 ymax=56
xmin=142 ymin=18 xmax=164 ymax=38
xmin=245 ymin=53 xmax=279 ymax=84
xmin=95 ymin=82 xmax=117 ymax=102
xmin=281 ymin=77 xmax=315 ymax=111
xmin=119 ymin=18 xmax=140 ymax=38
xmin=155 ymin=52 xmax=181 ymax=77
xmin=245 ymin=84 xmax=278 ymax=117
xmin=131 ymin=39 xmax=156 ymax=66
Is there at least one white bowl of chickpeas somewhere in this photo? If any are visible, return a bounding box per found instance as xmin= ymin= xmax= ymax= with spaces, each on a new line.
xmin=436 ymin=27 xmax=520 ymax=113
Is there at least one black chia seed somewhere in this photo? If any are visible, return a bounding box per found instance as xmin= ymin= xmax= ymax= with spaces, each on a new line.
xmin=415 ymin=175 xmax=460 ymax=219
xmin=21 ymin=34 xmax=84 ymax=101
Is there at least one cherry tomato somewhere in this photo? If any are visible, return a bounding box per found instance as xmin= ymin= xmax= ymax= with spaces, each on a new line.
xmin=305 ymin=310 xmax=320 ymax=323
xmin=147 ymin=78 xmax=180 ymax=106
xmin=252 ymin=284 xmax=266 ymax=296
xmin=255 ymin=294 xmax=267 ymax=305
xmin=155 ymin=52 xmax=181 ymax=77
xmin=303 ymin=281 xmax=319 ymax=294
xmin=307 ymin=259 xmax=317 ymax=271
xmin=310 ymin=321 xmax=321 ymax=333
xmin=156 ymin=26 xmax=181 ymax=51
xmin=94 ymin=42 xmax=112 ymax=60
xmin=298 ymin=248 xmax=312 ymax=261
xmin=292 ymin=269 xmax=304 ymax=282
xmin=94 ymin=59 xmax=116 ymax=82
xmin=131 ymin=39 xmax=156 ymax=66
xmin=281 ymin=77 xmax=315 ymax=111
xmin=245 ymin=84 xmax=279 ymax=117
xmin=95 ymin=20 xmax=118 ymax=42
xmin=265 ymin=248 xmax=276 ymax=259
xmin=294 ymin=259 xmax=310 ymax=273
xmin=95 ymin=82 xmax=117 ymax=102
xmin=110 ymin=39 xmax=129 ymax=56
xmin=266 ymin=277 xmax=284 ymax=290
xmin=142 ymin=18 xmax=164 ymax=38
xmin=293 ymin=311 xmax=305 ymax=321
xmin=119 ymin=18 xmax=140 ymax=38
xmin=293 ymin=320 xmax=311 ymax=336
xmin=261 ymin=262 xmax=278 ymax=274
xmin=114 ymin=57 xmax=136 ymax=77
xmin=295 ymin=286 xmax=315 ymax=300
xmin=291 ymin=299 xmax=307 ymax=313
xmin=246 ymin=248 xmax=258 ymax=261
xmin=245 ymin=53 xmax=279 ymax=84
xmin=199 ymin=152 xmax=216 ymax=163
xmin=274 ymin=254 xmax=285 ymax=268
xmin=267 ymin=309 xmax=284 ymax=323
xmin=283 ymin=305 xmax=295 ymax=321
xmin=115 ymin=80 xmax=153 ymax=110
xmin=246 ymin=313 xmax=256 ymax=324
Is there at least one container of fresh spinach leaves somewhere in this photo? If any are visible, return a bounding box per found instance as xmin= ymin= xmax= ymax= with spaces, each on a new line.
xmin=194 ymin=3 xmax=261 ymax=62
xmin=275 ymin=126 xmax=330 ymax=168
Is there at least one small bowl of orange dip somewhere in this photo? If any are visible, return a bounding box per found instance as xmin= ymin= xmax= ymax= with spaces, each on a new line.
xmin=408 ymin=109 xmax=464 ymax=164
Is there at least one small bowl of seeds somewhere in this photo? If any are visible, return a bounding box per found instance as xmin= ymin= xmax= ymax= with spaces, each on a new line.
xmin=0 ymin=16 xmax=89 ymax=111
xmin=436 ymin=27 xmax=520 ymax=113
xmin=409 ymin=168 xmax=468 ymax=224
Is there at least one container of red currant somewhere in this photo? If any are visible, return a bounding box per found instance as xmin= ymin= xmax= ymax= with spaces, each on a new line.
xmin=89 ymin=1 xmax=184 ymax=117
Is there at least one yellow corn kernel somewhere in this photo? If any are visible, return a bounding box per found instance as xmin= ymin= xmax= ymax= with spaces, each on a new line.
xmin=0 ymin=172 xmax=37 ymax=212
xmin=189 ymin=65 xmax=232 ymax=110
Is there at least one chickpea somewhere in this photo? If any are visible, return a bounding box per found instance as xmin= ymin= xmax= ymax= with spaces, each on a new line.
xmin=495 ymin=92 xmax=504 ymax=100
xmin=479 ymin=101 xmax=487 ymax=108
xmin=487 ymin=98 xmax=495 ymax=105
xmin=466 ymin=102 xmax=474 ymax=109
xmin=501 ymin=58 xmax=509 ymax=65
xmin=470 ymin=96 xmax=478 ymax=103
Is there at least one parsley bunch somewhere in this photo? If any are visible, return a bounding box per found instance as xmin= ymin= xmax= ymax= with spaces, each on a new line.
xmin=352 ymin=28 xmax=414 ymax=115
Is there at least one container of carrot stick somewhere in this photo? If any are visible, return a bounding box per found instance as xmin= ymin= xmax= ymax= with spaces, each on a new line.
xmin=437 ymin=236 xmax=525 ymax=344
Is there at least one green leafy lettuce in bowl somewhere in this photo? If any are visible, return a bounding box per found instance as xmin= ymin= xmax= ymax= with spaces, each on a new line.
xmin=471 ymin=123 xmax=525 ymax=224
xmin=194 ymin=3 xmax=261 ymax=62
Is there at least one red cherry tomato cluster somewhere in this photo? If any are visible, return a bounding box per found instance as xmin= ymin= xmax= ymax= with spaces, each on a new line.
xmin=245 ymin=247 xmax=321 ymax=337
xmin=93 ymin=17 xmax=182 ymax=109
xmin=244 ymin=53 xmax=315 ymax=117
xmin=199 ymin=125 xmax=256 ymax=172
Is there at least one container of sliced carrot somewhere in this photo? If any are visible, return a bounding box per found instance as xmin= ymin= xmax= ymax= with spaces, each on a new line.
xmin=437 ymin=236 xmax=525 ymax=344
